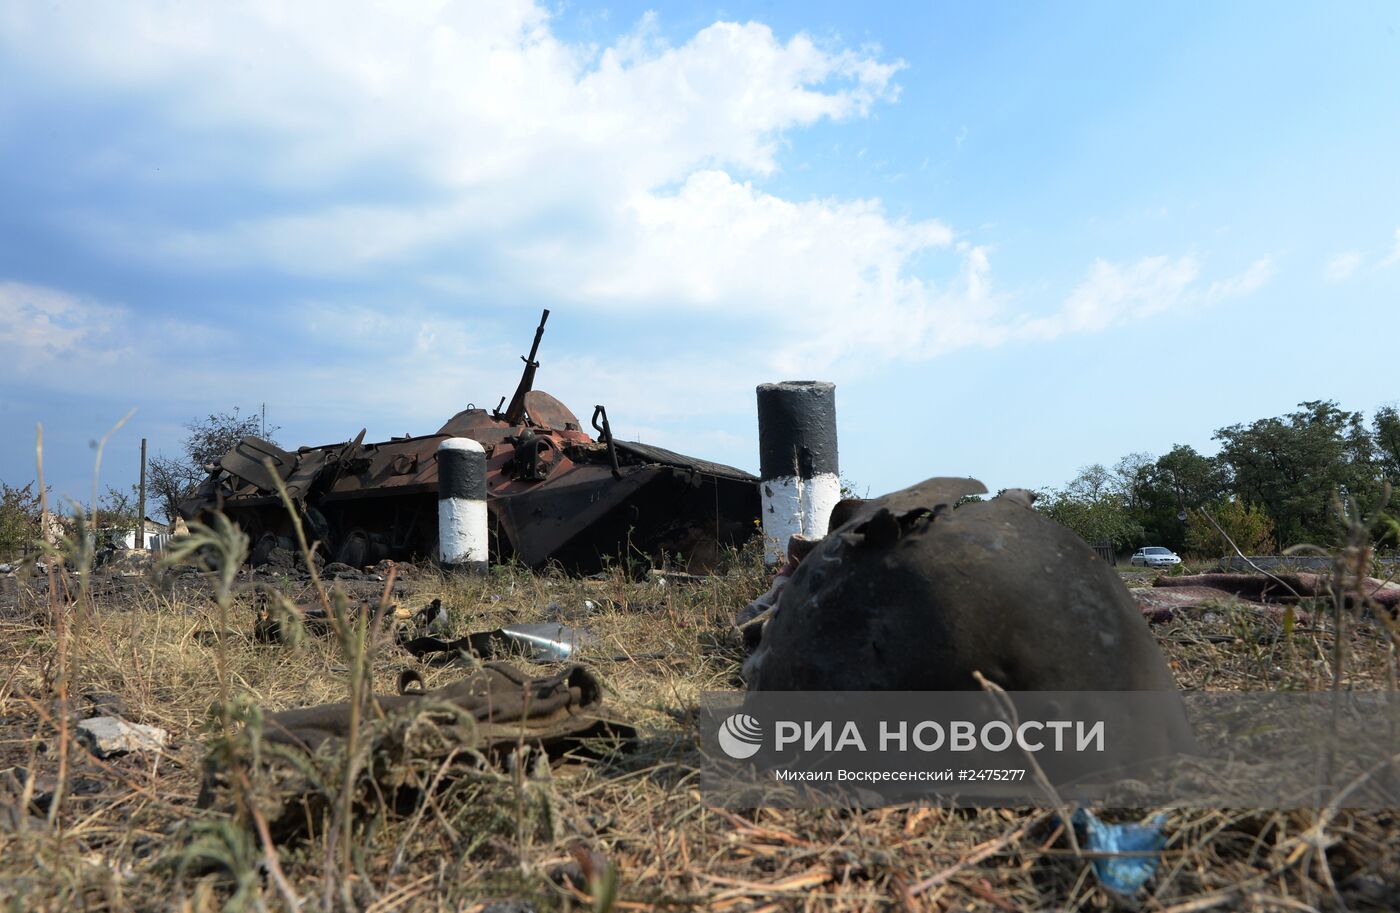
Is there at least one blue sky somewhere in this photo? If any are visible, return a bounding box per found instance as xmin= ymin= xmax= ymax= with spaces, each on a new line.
xmin=2 ymin=1 xmax=1397 ymax=512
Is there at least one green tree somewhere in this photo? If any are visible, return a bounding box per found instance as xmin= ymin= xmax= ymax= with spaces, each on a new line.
xmin=1214 ymin=400 xmax=1381 ymax=547
xmin=1184 ymin=499 xmax=1275 ymax=557
xmin=91 ymin=485 xmax=140 ymax=536
xmin=1113 ymin=445 xmax=1229 ymax=551
xmin=1373 ymin=405 xmax=1400 ymax=484
xmin=0 ymin=482 xmax=45 ymax=558
xmin=1037 ymin=464 xmax=1145 ymax=551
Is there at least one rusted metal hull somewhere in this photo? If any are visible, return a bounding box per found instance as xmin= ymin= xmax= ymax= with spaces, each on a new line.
xmin=181 ymin=310 xmax=759 ymax=572
xmin=182 ymin=413 xmax=759 ymax=573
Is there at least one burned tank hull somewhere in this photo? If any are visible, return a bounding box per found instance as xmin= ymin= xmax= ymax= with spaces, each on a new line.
xmin=181 ymin=370 xmax=760 ymax=573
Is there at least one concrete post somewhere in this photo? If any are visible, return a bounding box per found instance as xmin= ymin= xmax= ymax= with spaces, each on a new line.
xmin=437 ymin=438 xmax=488 ymax=572
xmin=756 ymin=380 xmax=839 ymax=565
xmin=137 ymin=437 xmax=147 ymax=551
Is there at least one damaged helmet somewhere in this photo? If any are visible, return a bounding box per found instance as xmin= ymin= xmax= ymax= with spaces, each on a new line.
xmin=746 ymin=477 xmax=1185 ymax=695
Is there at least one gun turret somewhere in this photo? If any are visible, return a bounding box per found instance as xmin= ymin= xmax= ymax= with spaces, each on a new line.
xmin=502 ymin=308 xmax=550 ymax=425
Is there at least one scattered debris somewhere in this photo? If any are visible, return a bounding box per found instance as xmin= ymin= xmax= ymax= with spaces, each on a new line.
xmin=1131 ymin=585 xmax=1312 ymax=625
xmin=258 ymin=662 xmax=628 ymax=753
xmin=254 ymin=590 xmax=407 ymax=643
xmin=542 ymin=598 xmax=601 ymax=621
xmin=486 ymin=623 xmax=592 ymax=661
xmin=95 ymin=548 xmax=154 ymax=576
xmin=76 ymin=717 xmax=168 ymax=758
xmin=179 ymin=309 xmax=760 ymax=573
xmin=1157 ymin=572 xmax=1400 ymax=612
xmin=202 ymin=662 xmax=634 ymax=837
xmin=413 ymin=597 xmax=452 ymax=638
xmin=1071 ymin=809 xmax=1168 ymax=895
xmin=650 ymin=570 xmax=714 ymax=587
xmin=323 ymin=561 xmax=372 ymax=580
xmin=0 ymin=765 xmax=103 ymax=821
xmin=401 ymin=622 xmax=593 ymax=663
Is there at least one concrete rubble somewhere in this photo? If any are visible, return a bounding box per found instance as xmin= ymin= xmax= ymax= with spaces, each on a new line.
xmin=76 ymin=717 xmax=169 ymax=758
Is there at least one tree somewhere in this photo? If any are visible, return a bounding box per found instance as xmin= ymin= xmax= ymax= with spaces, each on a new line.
xmin=1110 ymin=452 xmax=1154 ymax=511
xmin=0 ymin=482 xmax=45 ymax=558
xmin=1184 ymin=499 xmax=1275 ymax=558
xmin=1036 ymin=464 xmax=1144 ymax=551
xmin=1063 ymin=463 xmax=1112 ymax=501
xmin=1373 ymin=405 xmax=1400 ymax=485
xmin=91 ymin=485 xmax=139 ymax=534
xmin=148 ymin=457 xmax=203 ymax=527
xmin=149 ymin=408 xmax=279 ymax=523
xmin=1125 ymin=445 xmax=1230 ymax=551
xmin=1214 ymin=400 xmax=1380 ymax=547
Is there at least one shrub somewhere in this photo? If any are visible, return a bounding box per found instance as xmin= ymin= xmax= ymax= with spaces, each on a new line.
xmin=1185 ymin=499 xmax=1275 ymax=557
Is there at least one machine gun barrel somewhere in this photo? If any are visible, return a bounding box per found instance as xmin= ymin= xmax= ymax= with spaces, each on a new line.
xmin=503 ymin=308 xmax=550 ymax=424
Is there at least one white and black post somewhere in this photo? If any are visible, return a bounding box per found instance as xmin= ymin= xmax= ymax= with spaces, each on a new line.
xmin=437 ymin=437 xmax=488 ymax=573
xmin=756 ymin=380 xmax=839 ymax=565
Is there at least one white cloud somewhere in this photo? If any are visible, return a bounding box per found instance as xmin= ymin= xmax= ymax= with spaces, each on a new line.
xmin=1017 ymin=256 xmax=1198 ymax=341
xmin=2 ymin=4 xmax=899 ymax=191
xmin=1015 ymin=256 xmax=1272 ymax=343
xmin=1381 ymin=229 xmax=1400 ymax=269
xmin=0 ymin=1 xmax=1276 ymax=389
xmin=0 ymin=282 xmax=128 ymax=375
xmin=536 ymin=170 xmax=954 ymax=309
xmin=1203 ymin=257 xmax=1274 ymax=301
xmin=1325 ymin=251 xmax=1363 ymax=282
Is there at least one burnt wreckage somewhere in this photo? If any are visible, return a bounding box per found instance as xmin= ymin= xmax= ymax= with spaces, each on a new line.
xmin=180 ymin=310 xmax=761 ymax=572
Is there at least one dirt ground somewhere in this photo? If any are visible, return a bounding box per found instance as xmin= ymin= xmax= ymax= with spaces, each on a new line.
xmin=3 ymin=546 xmax=1400 ymax=912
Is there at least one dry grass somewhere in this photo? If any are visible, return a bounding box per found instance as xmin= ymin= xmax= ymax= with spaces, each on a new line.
xmin=4 ymin=548 xmax=1400 ymax=912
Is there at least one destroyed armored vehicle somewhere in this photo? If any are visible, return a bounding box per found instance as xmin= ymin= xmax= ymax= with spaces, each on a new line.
xmin=180 ymin=311 xmax=760 ymax=572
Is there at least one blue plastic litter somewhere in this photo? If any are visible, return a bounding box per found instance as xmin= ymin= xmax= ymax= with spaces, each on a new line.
xmin=1070 ymin=809 xmax=1168 ymax=895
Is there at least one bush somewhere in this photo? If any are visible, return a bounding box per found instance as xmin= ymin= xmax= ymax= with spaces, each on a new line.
xmin=1185 ymin=499 xmax=1275 ymax=558
xmin=0 ymin=481 xmax=44 ymax=558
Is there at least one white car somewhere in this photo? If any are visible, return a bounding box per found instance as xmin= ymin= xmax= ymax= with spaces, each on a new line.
xmin=1131 ymin=546 xmax=1181 ymax=567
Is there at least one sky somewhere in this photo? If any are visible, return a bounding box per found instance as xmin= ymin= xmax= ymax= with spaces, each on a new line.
xmin=2 ymin=0 xmax=1398 ymax=512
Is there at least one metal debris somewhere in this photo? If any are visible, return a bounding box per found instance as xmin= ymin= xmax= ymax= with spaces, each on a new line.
xmin=742 ymin=477 xmax=1197 ymax=771
xmin=180 ymin=309 xmax=760 ymax=574
xmin=401 ymin=622 xmax=592 ymax=663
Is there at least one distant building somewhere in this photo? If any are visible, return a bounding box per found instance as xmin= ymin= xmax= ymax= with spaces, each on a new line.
xmin=119 ymin=517 xmax=171 ymax=551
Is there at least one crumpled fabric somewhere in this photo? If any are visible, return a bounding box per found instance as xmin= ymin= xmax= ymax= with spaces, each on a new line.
xmin=260 ymin=661 xmax=632 ymax=754
xmin=1072 ymin=809 xmax=1168 ymax=895
xmin=199 ymin=662 xmax=634 ymax=838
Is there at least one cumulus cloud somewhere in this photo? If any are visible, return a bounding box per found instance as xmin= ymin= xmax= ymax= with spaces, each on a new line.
xmin=2 ymin=3 xmax=898 ymax=190
xmin=0 ymin=0 xmax=1274 ymax=394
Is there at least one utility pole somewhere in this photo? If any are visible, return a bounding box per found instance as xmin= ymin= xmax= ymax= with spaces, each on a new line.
xmin=138 ymin=438 xmax=147 ymax=551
